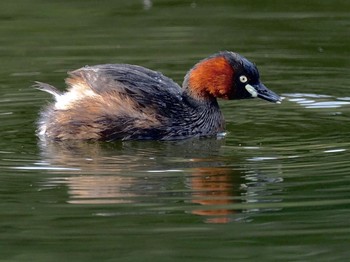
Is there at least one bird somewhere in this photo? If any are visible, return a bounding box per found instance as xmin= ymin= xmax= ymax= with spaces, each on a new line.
xmin=36 ymin=51 xmax=281 ymax=141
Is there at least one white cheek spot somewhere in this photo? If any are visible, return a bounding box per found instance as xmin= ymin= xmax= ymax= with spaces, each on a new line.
xmin=245 ymin=84 xmax=258 ymax=98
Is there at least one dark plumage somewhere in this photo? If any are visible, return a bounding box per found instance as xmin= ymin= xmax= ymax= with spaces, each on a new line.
xmin=36 ymin=51 xmax=281 ymax=141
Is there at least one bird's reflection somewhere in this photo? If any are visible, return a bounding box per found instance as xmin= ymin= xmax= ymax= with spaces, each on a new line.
xmin=189 ymin=167 xmax=241 ymax=223
xmin=38 ymin=138 xmax=282 ymax=223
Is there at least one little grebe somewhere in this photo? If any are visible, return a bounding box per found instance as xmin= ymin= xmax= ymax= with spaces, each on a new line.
xmin=36 ymin=51 xmax=281 ymax=141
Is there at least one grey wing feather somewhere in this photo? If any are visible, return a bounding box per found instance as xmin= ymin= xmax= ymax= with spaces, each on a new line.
xmin=34 ymin=81 xmax=62 ymax=98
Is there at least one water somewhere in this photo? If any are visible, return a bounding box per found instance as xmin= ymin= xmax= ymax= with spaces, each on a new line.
xmin=1 ymin=0 xmax=350 ymax=261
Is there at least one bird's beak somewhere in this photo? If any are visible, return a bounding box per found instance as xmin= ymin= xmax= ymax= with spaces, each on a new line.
xmin=245 ymin=83 xmax=282 ymax=103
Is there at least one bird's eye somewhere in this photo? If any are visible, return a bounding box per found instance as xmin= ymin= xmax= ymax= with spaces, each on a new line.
xmin=239 ymin=75 xmax=248 ymax=83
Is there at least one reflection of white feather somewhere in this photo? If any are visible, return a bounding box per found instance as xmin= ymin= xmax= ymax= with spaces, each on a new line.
xmin=143 ymin=0 xmax=152 ymax=10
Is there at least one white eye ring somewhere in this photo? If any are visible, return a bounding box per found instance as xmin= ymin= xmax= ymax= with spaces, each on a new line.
xmin=239 ymin=75 xmax=248 ymax=83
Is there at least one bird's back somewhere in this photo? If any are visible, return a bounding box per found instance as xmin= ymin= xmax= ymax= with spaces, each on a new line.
xmin=38 ymin=64 xmax=199 ymax=141
xmin=70 ymin=64 xmax=183 ymax=102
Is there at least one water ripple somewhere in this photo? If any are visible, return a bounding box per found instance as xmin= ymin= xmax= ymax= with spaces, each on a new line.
xmin=284 ymin=93 xmax=350 ymax=109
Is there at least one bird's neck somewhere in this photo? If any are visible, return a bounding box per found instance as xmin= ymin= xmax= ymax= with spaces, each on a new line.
xmin=181 ymin=91 xmax=225 ymax=136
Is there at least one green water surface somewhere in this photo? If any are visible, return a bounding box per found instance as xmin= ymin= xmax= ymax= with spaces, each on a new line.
xmin=0 ymin=0 xmax=350 ymax=261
